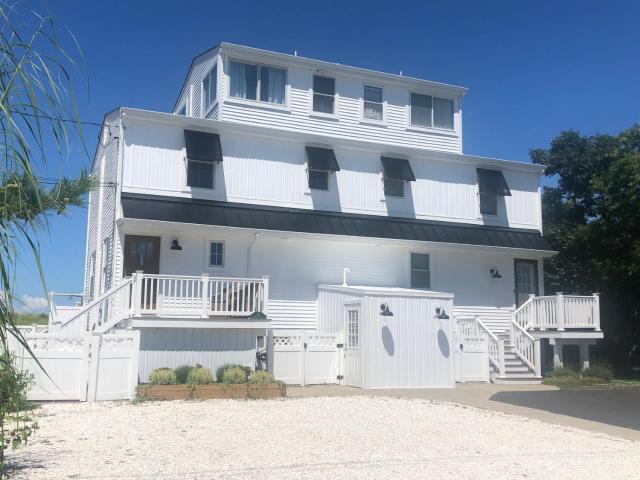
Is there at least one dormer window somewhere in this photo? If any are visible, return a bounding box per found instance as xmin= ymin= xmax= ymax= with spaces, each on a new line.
xmin=229 ymin=60 xmax=285 ymax=105
xmin=312 ymin=76 xmax=335 ymax=114
xmin=410 ymin=93 xmax=454 ymax=130
xmin=477 ymin=168 xmax=511 ymax=216
xmin=202 ymin=64 xmax=217 ymax=113
xmin=306 ymin=146 xmax=340 ymax=191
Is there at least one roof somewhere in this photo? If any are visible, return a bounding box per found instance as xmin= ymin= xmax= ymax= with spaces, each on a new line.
xmin=121 ymin=193 xmax=555 ymax=253
xmin=318 ymin=285 xmax=455 ymax=299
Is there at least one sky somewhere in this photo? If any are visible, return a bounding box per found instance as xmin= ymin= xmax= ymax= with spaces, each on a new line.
xmin=13 ymin=0 xmax=640 ymax=311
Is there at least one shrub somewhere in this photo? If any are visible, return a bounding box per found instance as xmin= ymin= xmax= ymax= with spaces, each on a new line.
xmin=583 ymin=363 xmax=614 ymax=382
xmin=547 ymin=366 xmax=579 ymax=378
xmin=187 ymin=366 xmax=214 ymax=385
xmin=222 ymin=366 xmax=248 ymax=384
xmin=148 ymin=368 xmax=177 ymax=385
xmin=249 ymin=370 xmax=275 ymax=384
xmin=174 ymin=365 xmax=194 ymax=384
xmin=216 ymin=363 xmax=251 ymax=383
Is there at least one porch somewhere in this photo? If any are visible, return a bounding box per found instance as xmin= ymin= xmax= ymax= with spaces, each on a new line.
xmin=49 ymin=273 xmax=271 ymax=333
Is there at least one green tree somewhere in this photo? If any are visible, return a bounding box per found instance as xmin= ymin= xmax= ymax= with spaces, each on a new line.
xmin=0 ymin=1 xmax=93 ymax=473
xmin=531 ymin=124 xmax=640 ymax=367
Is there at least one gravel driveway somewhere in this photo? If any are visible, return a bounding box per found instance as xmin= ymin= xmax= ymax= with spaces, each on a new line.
xmin=8 ymin=396 xmax=640 ymax=479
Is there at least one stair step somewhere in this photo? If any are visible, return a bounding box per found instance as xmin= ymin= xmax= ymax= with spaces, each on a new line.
xmin=505 ymin=366 xmax=532 ymax=374
xmin=494 ymin=376 xmax=542 ymax=385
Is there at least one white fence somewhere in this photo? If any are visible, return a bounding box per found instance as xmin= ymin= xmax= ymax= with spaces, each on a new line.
xmin=272 ymin=331 xmax=342 ymax=386
xmin=454 ymin=318 xmax=490 ymax=383
xmin=10 ymin=330 xmax=140 ymax=402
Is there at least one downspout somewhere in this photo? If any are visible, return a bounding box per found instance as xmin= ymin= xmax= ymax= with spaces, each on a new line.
xmin=246 ymin=232 xmax=261 ymax=277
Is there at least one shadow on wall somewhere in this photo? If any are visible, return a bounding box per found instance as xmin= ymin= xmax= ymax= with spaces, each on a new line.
xmin=381 ymin=326 xmax=395 ymax=356
xmin=384 ymin=180 xmax=416 ymax=218
xmin=437 ymin=329 xmax=450 ymax=358
xmin=309 ymin=172 xmax=342 ymax=211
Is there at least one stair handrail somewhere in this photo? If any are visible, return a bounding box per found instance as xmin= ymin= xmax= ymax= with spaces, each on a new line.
xmin=456 ymin=315 xmax=505 ymax=377
xmin=513 ymin=294 xmax=537 ymax=329
xmin=59 ymin=277 xmax=134 ymax=330
xmin=510 ymin=319 xmax=541 ymax=377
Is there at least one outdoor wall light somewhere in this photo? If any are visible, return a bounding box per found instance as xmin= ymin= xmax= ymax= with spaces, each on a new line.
xmin=380 ymin=303 xmax=394 ymax=317
xmin=435 ymin=307 xmax=450 ymax=320
xmin=170 ymin=239 xmax=183 ymax=251
xmin=490 ymin=268 xmax=502 ymax=279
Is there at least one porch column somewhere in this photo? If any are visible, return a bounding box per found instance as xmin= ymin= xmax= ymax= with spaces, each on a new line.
xmin=579 ymin=342 xmax=590 ymax=371
xmin=551 ymin=339 xmax=563 ymax=368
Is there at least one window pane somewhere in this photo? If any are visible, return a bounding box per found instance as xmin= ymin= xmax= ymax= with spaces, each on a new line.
xmin=313 ymin=93 xmax=334 ymax=114
xmin=209 ymin=242 xmax=224 ymax=266
xmin=364 ymin=85 xmax=382 ymax=103
xmin=384 ymin=178 xmax=404 ymax=197
xmin=260 ymin=66 xmax=286 ymax=104
xmin=411 ymin=270 xmax=430 ymax=289
xmin=364 ymin=101 xmax=383 ymax=120
xmin=230 ymin=61 xmax=257 ymax=100
xmin=411 ymin=253 xmax=429 ymax=271
xmin=410 ymin=93 xmax=432 ymax=128
xmin=309 ymin=170 xmax=329 ymax=190
xmin=178 ymin=105 xmax=186 ymax=116
xmin=313 ymin=75 xmax=334 ymax=95
xmin=203 ymin=74 xmax=210 ymax=110
xmin=433 ymin=97 xmax=454 ymax=130
xmin=187 ymin=161 xmax=214 ymax=189
xmin=479 ymin=192 xmax=498 ymax=215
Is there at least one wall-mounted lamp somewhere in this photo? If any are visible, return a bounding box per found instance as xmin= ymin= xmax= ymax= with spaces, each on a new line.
xmin=435 ymin=307 xmax=450 ymax=320
xmin=170 ymin=239 xmax=183 ymax=251
xmin=490 ymin=268 xmax=502 ymax=279
xmin=380 ymin=303 xmax=393 ymax=317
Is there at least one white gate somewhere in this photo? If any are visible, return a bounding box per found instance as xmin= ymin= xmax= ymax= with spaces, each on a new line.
xmin=272 ymin=331 xmax=342 ymax=386
xmin=11 ymin=330 xmax=140 ymax=402
xmin=454 ymin=331 xmax=490 ymax=383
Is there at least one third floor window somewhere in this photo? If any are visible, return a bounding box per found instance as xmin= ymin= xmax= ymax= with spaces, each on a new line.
xmin=363 ymin=85 xmax=383 ymax=121
xmin=313 ymin=75 xmax=335 ymax=114
xmin=410 ymin=93 xmax=454 ymax=130
xmin=229 ymin=60 xmax=286 ymax=105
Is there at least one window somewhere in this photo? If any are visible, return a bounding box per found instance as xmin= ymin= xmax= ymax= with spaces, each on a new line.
xmin=178 ymin=105 xmax=186 ymax=116
xmin=203 ymin=64 xmax=217 ymax=112
xmin=477 ymin=168 xmax=511 ymax=216
xmin=313 ymin=75 xmax=335 ymax=114
xmin=363 ymin=85 xmax=383 ymax=121
xmin=100 ymin=237 xmax=112 ymax=294
xmin=88 ymin=251 xmax=96 ymax=300
xmin=229 ymin=60 xmax=285 ymax=105
xmin=410 ymin=93 xmax=454 ymax=130
xmin=187 ymin=159 xmax=214 ymax=189
xmin=347 ymin=309 xmax=359 ymax=348
xmin=208 ymin=241 xmax=224 ymax=267
xmin=410 ymin=253 xmax=430 ymax=289
xmin=384 ymin=179 xmax=404 ymax=197
xmin=381 ymin=157 xmax=415 ymax=198
xmin=184 ymin=130 xmax=223 ymax=190
xmin=309 ymin=170 xmax=328 ymax=190
xmin=305 ymin=146 xmax=340 ymax=191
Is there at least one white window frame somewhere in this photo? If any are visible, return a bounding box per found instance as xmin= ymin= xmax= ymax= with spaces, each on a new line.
xmin=88 ymin=251 xmax=97 ymax=300
xmin=360 ymin=83 xmax=386 ymax=125
xmin=100 ymin=236 xmax=112 ymax=294
xmin=406 ymin=91 xmax=457 ymax=134
xmin=225 ymin=57 xmax=289 ymax=109
xmin=344 ymin=301 xmax=361 ymax=349
xmin=309 ymin=74 xmax=339 ymax=119
xmin=206 ymin=240 xmax=225 ymax=268
xmin=408 ymin=251 xmax=431 ymax=290
xmin=201 ymin=63 xmax=218 ymax=117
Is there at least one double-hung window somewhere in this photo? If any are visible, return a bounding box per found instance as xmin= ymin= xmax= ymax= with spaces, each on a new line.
xmin=208 ymin=241 xmax=224 ymax=267
xmin=312 ymin=75 xmax=335 ymax=114
xmin=363 ymin=85 xmax=383 ymax=121
xmin=184 ymin=130 xmax=223 ymax=190
xmin=410 ymin=93 xmax=454 ymax=130
xmin=202 ymin=64 xmax=217 ymax=113
xmin=306 ymin=146 xmax=340 ymax=191
xmin=229 ymin=60 xmax=286 ymax=105
xmin=381 ymin=157 xmax=415 ymax=198
xmin=477 ymin=168 xmax=511 ymax=216
xmin=410 ymin=253 xmax=431 ymax=289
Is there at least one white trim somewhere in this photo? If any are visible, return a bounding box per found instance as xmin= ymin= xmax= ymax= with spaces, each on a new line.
xmin=407 ymin=91 xmax=457 ymax=135
xmin=201 ymin=62 xmax=219 ymax=118
xmin=360 ymin=82 xmax=386 ymax=126
xmin=408 ymin=250 xmax=431 ymax=290
xmin=310 ymin=73 xmax=339 ymax=117
xmin=321 ymin=284 xmax=454 ymax=299
xmin=205 ymin=239 xmax=226 ymax=269
xmin=225 ymin=57 xmax=289 ymax=109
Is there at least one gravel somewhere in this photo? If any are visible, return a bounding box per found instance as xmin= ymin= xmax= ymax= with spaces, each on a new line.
xmin=7 ymin=396 xmax=640 ymax=479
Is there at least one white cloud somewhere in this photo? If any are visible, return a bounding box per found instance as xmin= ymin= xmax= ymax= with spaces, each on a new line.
xmin=18 ymin=294 xmax=49 ymax=313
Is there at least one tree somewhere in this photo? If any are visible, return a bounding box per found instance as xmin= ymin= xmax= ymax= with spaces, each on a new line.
xmin=531 ymin=124 xmax=640 ymax=367
xmin=0 ymin=1 xmax=93 ymax=472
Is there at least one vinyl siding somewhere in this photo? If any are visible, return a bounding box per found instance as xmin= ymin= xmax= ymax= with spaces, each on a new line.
xmin=175 ymin=48 xmax=219 ymax=119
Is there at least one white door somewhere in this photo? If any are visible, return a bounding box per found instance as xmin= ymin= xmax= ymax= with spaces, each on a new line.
xmin=344 ymin=305 xmax=362 ymax=387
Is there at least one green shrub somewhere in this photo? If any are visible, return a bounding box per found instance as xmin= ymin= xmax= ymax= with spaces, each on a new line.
xmin=249 ymin=370 xmax=275 ymax=384
xmin=187 ymin=366 xmax=214 ymax=385
xmin=216 ymin=363 xmax=251 ymax=383
xmin=222 ymin=366 xmax=248 ymax=384
xmin=174 ymin=365 xmax=194 ymax=384
xmin=583 ymin=363 xmax=613 ymax=382
xmin=148 ymin=368 xmax=177 ymax=385
xmin=547 ymin=366 xmax=579 ymax=378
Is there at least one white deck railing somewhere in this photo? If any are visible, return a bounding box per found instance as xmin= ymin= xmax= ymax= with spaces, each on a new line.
xmin=513 ymin=293 xmax=600 ymax=331
xmin=510 ymin=320 xmax=541 ymax=377
xmin=455 ymin=315 xmax=505 ymax=378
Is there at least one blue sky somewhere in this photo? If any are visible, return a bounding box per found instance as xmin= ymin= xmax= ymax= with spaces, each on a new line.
xmin=15 ymin=0 xmax=640 ymax=310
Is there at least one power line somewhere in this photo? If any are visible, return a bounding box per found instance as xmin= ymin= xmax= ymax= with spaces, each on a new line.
xmin=9 ymin=111 xmax=110 ymax=128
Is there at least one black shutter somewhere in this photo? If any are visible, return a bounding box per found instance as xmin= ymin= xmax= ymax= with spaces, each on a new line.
xmin=381 ymin=157 xmax=416 ymax=182
xmin=305 ymin=146 xmax=340 ymax=172
xmin=184 ymin=130 xmax=223 ymax=163
xmin=477 ymin=168 xmax=511 ymax=196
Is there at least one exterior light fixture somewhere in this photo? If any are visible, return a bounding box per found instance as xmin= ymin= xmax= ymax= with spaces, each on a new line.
xmin=170 ymin=239 xmax=183 ymax=251
xmin=435 ymin=307 xmax=449 ymax=320
xmin=490 ymin=268 xmax=502 ymax=279
xmin=380 ymin=303 xmax=393 ymax=317
xmin=249 ymin=311 xmax=267 ymax=320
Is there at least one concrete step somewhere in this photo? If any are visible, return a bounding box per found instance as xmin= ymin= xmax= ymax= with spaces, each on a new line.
xmin=494 ymin=376 xmax=542 ymax=385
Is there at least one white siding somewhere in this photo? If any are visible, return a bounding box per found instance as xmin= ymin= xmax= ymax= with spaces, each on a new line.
xmin=174 ymin=47 xmax=219 ymax=119
xmin=317 ymin=289 xmax=360 ymax=333
xmin=121 ymin=118 xmax=542 ymax=230
xmin=268 ymin=300 xmax=317 ymax=330
xmin=137 ymin=327 xmax=261 ymax=382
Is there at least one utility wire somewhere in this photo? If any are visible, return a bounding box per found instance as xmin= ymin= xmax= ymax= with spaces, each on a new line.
xmin=9 ymin=110 xmax=112 ymax=128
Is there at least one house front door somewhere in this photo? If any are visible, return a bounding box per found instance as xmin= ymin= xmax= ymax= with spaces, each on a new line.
xmin=123 ymin=235 xmax=161 ymax=309
xmin=514 ymin=259 xmax=539 ymax=307
xmin=344 ymin=304 xmax=362 ymax=388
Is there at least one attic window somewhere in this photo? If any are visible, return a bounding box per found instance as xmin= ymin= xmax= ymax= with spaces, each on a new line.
xmin=229 ymin=60 xmax=286 ymax=105
xmin=305 ymin=146 xmax=340 ymax=191
xmin=184 ymin=130 xmax=223 ymax=189
xmin=381 ymin=157 xmax=415 ymax=198
xmin=477 ymin=168 xmax=511 ymax=216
